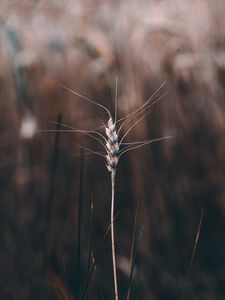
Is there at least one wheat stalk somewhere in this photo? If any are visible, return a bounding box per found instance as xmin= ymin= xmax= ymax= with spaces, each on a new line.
xmin=56 ymin=81 xmax=171 ymax=300
xmin=105 ymin=113 xmax=119 ymax=300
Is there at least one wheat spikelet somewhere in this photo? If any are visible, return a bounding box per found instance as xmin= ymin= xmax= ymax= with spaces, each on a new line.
xmin=105 ymin=116 xmax=119 ymax=175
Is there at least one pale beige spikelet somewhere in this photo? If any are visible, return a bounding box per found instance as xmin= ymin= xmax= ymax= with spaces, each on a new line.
xmin=105 ymin=116 xmax=119 ymax=175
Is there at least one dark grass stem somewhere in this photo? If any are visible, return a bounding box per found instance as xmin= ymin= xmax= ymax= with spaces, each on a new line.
xmin=46 ymin=114 xmax=62 ymax=224
xmin=126 ymin=225 xmax=144 ymax=300
xmin=87 ymin=195 xmax=94 ymax=300
xmin=90 ymin=252 xmax=106 ymax=300
xmin=44 ymin=114 xmax=62 ymax=266
xmin=77 ymin=150 xmax=84 ymax=300
xmin=127 ymin=198 xmax=140 ymax=300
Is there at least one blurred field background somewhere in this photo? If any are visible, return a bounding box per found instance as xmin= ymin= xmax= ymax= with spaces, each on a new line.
xmin=0 ymin=0 xmax=225 ymax=299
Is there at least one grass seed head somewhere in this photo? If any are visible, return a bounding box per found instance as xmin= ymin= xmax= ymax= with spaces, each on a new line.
xmin=105 ymin=116 xmax=119 ymax=174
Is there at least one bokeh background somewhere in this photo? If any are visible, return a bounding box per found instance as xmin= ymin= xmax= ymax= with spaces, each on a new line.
xmin=0 ymin=1 xmax=225 ymax=299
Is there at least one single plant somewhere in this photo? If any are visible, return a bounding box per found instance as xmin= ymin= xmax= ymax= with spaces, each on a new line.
xmin=54 ymin=80 xmax=171 ymax=300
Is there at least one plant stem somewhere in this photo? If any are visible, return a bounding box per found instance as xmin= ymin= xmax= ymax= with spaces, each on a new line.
xmin=111 ymin=171 xmax=118 ymax=300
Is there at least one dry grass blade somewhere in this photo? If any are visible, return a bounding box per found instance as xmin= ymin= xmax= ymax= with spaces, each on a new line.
xmin=181 ymin=208 xmax=204 ymax=300
xmin=49 ymin=272 xmax=73 ymax=300
xmin=80 ymin=211 xmax=120 ymax=300
xmin=126 ymin=225 xmax=144 ymax=300
xmin=90 ymin=251 xmax=106 ymax=300
xmin=127 ymin=196 xmax=140 ymax=300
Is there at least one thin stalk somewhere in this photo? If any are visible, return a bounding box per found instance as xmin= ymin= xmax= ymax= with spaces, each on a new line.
xmin=77 ymin=151 xmax=84 ymax=300
xmin=127 ymin=200 xmax=140 ymax=300
xmin=181 ymin=208 xmax=204 ymax=300
xmin=87 ymin=196 xmax=94 ymax=300
xmin=111 ymin=171 xmax=118 ymax=300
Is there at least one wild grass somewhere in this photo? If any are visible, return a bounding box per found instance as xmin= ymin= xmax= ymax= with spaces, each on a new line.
xmin=0 ymin=1 xmax=225 ymax=299
xmin=49 ymin=81 xmax=171 ymax=300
